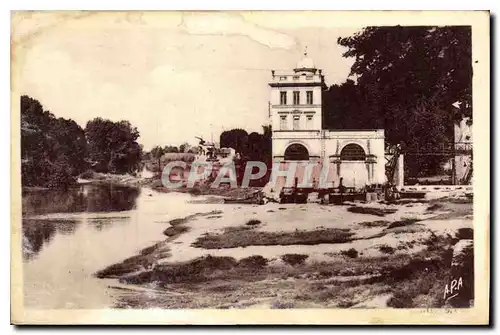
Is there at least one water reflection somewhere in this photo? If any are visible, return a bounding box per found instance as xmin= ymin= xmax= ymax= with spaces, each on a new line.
xmin=86 ymin=217 xmax=130 ymax=231
xmin=22 ymin=218 xmax=81 ymax=260
xmin=22 ymin=184 xmax=141 ymax=260
xmin=22 ymin=184 xmax=141 ymax=215
xmin=85 ymin=185 xmax=140 ymax=212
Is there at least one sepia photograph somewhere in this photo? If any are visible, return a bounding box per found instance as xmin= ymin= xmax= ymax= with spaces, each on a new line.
xmin=10 ymin=11 xmax=489 ymax=325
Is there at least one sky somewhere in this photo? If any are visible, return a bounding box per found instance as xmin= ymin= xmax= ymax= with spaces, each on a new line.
xmin=13 ymin=12 xmax=362 ymax=150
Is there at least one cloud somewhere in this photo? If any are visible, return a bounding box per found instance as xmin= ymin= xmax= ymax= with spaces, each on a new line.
xmin=183 ymin=12 xmax=296 ymax=49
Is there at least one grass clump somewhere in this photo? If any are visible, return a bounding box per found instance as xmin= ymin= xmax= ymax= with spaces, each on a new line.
xmin=238 ymin=255 xmax=269 ymax=269
xmin=347 ymin=206 xmax=398 ymax=217
xmin=426 ymin=203 xmax=443 ymax=212
xmin=386 ymin=218 xmax=420 ymax=229
xmin=281 ymin=253 xmax=309 ymax=266
xmin=192 ymin=228 xmax=354 ymax=249
xmin=358 ymin=220 xmax=390 ymax=228
xmin=163 ymin=225 xmax=190 ymax=237
xmin=386 ymin=263 xmax=448 ymax=308
xmin=123 ymin=255 xmax=238 ymax=285
xmin=340 ymin=248 xmax=359 ymax=258
xmin=455 ymin=227 xmax=473 ymax=240
xmin=379 ymin=245 xmax=395 ymax=254
xmin=271 ymin=301 xmax=295 ymax=309
xmin=245 ymin=219 xmax=262 ymax=226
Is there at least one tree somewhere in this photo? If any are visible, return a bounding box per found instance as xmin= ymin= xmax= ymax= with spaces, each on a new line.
xmin=179 ymin=142 xmax=190 ymax=153
xmin=331 ymin=26 xmax=472 ymax=175
xmin=335 ymin=26 xmax=471 ymax=139
xmin=163 ymin=145 xmax=179 ymax=153
xmin=21 ymin=95 xmax=88 ymax=188
xmin=150 ymin=146 xmax=165 ymax=174
xmin=220 ymin=129 xmax=249 ymax=156
xmin=85 ymin=118 xmax=142 ymax=174
xmin=323 ymin=79 xmax=367 ymax=129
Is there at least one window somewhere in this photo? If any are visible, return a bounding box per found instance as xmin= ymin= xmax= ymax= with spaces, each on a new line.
xmin=293 ymin=75 xmax=300 ymax=80
xmin=293 ymin=115 xmax=300 ymax=130
xmin=340 ymin=144 xmax=366 ymax=161
xmin=280 ymin=115 xmax=287 ymax=130
xmin=279 ymin=76 xmax=287 ymax=80
xmin=306 ymin=115 xmax=313 ymax=129
xmin=280 ymin=91 xmax=287 ymax=105
xmin=284 ymin=144 xmax=309 ymax=160
xmin=306 ymin=91 xmax=313 ymax=104
xmin=293 ymin=91 xmax=300 ymax=105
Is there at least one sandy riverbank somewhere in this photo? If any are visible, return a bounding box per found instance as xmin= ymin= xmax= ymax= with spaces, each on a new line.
xmin=96 ymin=194 xmax=473 ymax=309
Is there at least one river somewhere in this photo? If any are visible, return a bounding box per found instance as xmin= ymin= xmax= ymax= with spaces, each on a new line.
xmin=21 ymin=183 xmax=215 ymax=309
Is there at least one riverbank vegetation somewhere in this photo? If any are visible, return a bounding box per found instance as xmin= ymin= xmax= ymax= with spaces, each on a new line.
xmin=21 ymin=95 xmax=143 ymax=189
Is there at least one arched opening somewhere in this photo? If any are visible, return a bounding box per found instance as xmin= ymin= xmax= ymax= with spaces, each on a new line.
xmin=340 ymin=144 xmax=366 ymax=161
xmin=284 ymin=143 xmax=309 ymax=160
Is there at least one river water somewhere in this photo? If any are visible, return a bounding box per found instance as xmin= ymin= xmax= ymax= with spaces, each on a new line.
xmin=21 ymin=184 xmax=211 ymax=309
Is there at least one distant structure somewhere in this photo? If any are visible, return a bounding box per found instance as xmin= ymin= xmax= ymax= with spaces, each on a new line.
xmin=268 ymin=49 xmax=386 ymax=189
xmin=454 ymin=117 xmax=473 ymax=184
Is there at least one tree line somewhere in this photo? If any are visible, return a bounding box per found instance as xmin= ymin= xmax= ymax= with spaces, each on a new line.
xmin=21 ymin=95 xmax=143 ymax=189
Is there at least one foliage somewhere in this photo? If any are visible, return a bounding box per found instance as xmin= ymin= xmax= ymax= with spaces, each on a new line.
xmin=326 ymin=26 xmax=472 ymax=175
xmin=21 ymin=95 xmax=144 ymax=188
xmin=220 ymin=128 xmax=249 ymax=155
xmin=245 ymin=219 xmax=262 ymax=226
xmin=150 ymin=146 xmax=165 ymax=173
xmin=219 ymin=126 xmax=272 ymax=164
xmin=85 ymin=118 xmax=142 ymax=174
xmin=179 ymin=142 xmax=190 ymax=153
xmin=281 ymin=253 xmax=309 ymax=266
xmin=163 ymin=145 xmax=179 ymax=153
xmin=192 ymin=228 xmax=354 ymax=249
xmin=238 ymin=255 xmax=269 ymax=269
xmin=220 ymin=126 xmax=272 ymax=186
xmin=378 ymin=244 xmax=395 ymax=254
xmin=340 ymin=248 xmax=359 ymax=258
xmin=21 ymin=95 xmax=87 ymax=188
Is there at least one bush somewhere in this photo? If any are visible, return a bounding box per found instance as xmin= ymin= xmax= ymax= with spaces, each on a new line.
xmin=188 ymin=187 xmax=202 ymax=196
xmin=130 ymin=255 xmax=239 ymax=284
xmin=281 ymin=253 xmax=309 ymax=266
xmin=271 ymin=301 xmax=295 ymax=309
xmin=245 ymin=219 xmax=262 ymax=226
xmin=379 ymin=245 xmax=395 ymax=254
xmin=46 ymin=163 xmax=77 ymax=189
xmin=238 ymin=255 xmax=268 ymax=269
xmin=426 ymin=203 xmax=443 ymax=211
xmin=455 ymin=228 xmax=473 ymax=240
xmin=79 ymin=169 xmax=95 ymax=179
xmin=358 ymin=220 xmax=390 ymax=228
xmin=163 ymin=225 xmax=189 ymax=237
xmin=341 ymin=248 xmax=359 ymax=258
xmin=387 ymin=218 xmax=420 ymax=229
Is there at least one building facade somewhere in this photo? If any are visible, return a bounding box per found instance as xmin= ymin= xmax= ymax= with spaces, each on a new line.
xmin=269 ymin=52 xmax=386 ymax=189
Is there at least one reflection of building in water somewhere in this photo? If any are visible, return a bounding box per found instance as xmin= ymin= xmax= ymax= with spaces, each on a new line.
xmin=269 ymin=50 xmax=386 ymax=189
